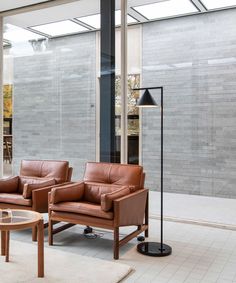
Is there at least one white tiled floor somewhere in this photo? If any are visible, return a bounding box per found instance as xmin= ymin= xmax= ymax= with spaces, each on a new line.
xmin=10 ymin=218 xmax=236 ymax=283
xmin=122 ymin=220 xmax=236 ymax=282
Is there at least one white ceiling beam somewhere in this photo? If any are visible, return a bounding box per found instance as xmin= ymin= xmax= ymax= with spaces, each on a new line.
xmin=191 ymin=0 xmax=207 ymax=12
xmin=128 ymin=7 xmax=148 ymax=22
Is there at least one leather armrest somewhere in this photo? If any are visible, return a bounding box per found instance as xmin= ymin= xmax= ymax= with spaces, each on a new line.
xmin=51 ymin=182 xmax=84 ymax=204
xmin=32 ymin=182 xmax=71 ymax=213
xmin=113 ymin=189 xmax=148 ymax=226
xmin=0 ymin=176 xmax=19 ymax=193
xmin=67 ymin=167 xmax=73 ymax=182
xmin=101 ymin=186 xmax=130 ymax=212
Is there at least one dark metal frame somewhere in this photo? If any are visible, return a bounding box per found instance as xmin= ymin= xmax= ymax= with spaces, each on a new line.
xmin=100 ymin=0 xmax=116 ymax=163
xmin=133 ymin=86 xmax=172 ymax=257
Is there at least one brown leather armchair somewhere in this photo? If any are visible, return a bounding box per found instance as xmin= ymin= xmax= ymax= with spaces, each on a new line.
xmin=0 ymin=159 xmax=73 ymax=213
xmin=48 ymin=162 xmax=149 ymax=259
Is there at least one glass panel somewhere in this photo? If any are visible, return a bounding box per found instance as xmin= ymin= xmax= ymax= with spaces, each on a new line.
xmin=140 ymin=4 xmax=236 ymax=198
xmin=115 ymin=22 xmax=141 ymax=164
xmin=3 ymin=0 xmax=99 ymax=178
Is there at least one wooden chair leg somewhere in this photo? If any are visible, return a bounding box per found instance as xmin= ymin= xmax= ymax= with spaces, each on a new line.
xmin=48 ymin=218 xmax=53 ymax=246
xmin=32 ymin=226 xmax=37 ymax=242
xmin=5 ymin=231 xmax=10 ymax=262
xmin=1 ymin=231 xmax=6 ymax=256
xmin=114 ymin=227 xmax=119 ymax=260
xmin=37 ymin=220 xmax=44 ymax=278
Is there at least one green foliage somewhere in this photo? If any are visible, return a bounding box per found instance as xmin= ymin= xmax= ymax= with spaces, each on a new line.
xmin=115 ymin=74 xmax=140 ymax=115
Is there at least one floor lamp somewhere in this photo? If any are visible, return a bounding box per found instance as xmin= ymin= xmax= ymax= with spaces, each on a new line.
xmin=133 ymin=86 xmax=172 ymax=257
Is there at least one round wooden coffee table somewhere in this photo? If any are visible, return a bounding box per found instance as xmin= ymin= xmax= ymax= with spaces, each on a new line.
xmin=0 ymin=209 xmax=44 ymax=277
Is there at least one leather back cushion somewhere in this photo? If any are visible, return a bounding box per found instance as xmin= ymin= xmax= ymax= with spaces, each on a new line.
xmin=23 ymin=179 xmax=56 ymax=199
xmin=20 ymin=160 xmax=69 ymax=184
xmin=83 ymin=162 xmax=144 ymax=189
xmin=84 ymin=182 xmax=122 ymax=204
xmin=0 ymin=176 xmax=19 ymax=193
xmin=19 ymin=176 xmax=55 ymax=193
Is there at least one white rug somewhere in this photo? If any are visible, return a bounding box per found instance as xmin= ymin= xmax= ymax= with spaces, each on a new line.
xmin=0 ymin=240 xmax=132 ymax=283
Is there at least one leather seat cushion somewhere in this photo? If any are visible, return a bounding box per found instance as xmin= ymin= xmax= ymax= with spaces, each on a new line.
xmin=50 ymin=211 xmax=114 ymax=227
xmin=0 ymin=193 xmax=32 ymax=206
xmin=50 ymin=201 xmax=114 ymax=220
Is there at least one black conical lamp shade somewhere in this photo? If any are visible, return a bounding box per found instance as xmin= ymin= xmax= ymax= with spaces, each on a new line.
xmin=136 ymin=89 xmax=158 ymax=107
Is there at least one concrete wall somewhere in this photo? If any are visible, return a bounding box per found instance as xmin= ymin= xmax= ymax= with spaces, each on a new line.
xmin=13 ymin=32 xmax=96 ymax=179
xmin=142 ymin=9 xmax=236 ymax=198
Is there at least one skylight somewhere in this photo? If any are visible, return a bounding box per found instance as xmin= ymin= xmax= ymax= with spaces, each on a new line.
xmin=77 ymin=10 xmax=138 ymax=29
xmin=132 ymin=0 xmax=198 ymax=20
xmin=77 ymin=14 xmax=100 ymax=29
xmin=30 ymin=20 xmax=88 ymax=37
xmin=115 ymin=10 xmax=138 ymax=26
xmin=200 ymin=0 xmax=236 ymax=10
xmin=4 ymin=24 xmax=45 ymax=43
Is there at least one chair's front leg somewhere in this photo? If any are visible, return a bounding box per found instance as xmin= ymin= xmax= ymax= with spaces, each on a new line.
xmin=48 ymin=217 xmax=53 ymax=246
xmin=5 ymin=231 xmax=10 ymax=262
xmin=32 ymin=226 xmax=37 ymax=241
xmin=1 ymin=231 xmax=6 ymax=255
xmin=114 ymin=227 xmax=119 ymax=260
xmin=37 ymin=219 xmax=44 ymax=278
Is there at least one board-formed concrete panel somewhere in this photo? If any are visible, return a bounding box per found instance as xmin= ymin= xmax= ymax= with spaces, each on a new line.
xmin=13 ymin=32 xmax=96 ymax=179
xmin=142 ymin=9 xmax=236 ymax=198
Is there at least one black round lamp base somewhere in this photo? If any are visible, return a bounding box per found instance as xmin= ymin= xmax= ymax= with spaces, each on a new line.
xmin=137 ymin=242 xmax=172 ymax=257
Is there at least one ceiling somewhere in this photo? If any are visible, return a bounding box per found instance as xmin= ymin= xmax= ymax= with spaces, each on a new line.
xmin=2 ymin=0 xmax=236 ymax=42
xmin=0 ymin=0 xmax=51 ymax=12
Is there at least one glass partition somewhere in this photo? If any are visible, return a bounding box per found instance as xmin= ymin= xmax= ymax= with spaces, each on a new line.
xmin=3 ymin=0 xmax=99 ymax=179
xmin=115 ymin=24 xmax=141 ymax=164
xmin=140 ymin=8 xmax=236 ymax=198
xmin=3 ymin=0 xmax=236 ymax=199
